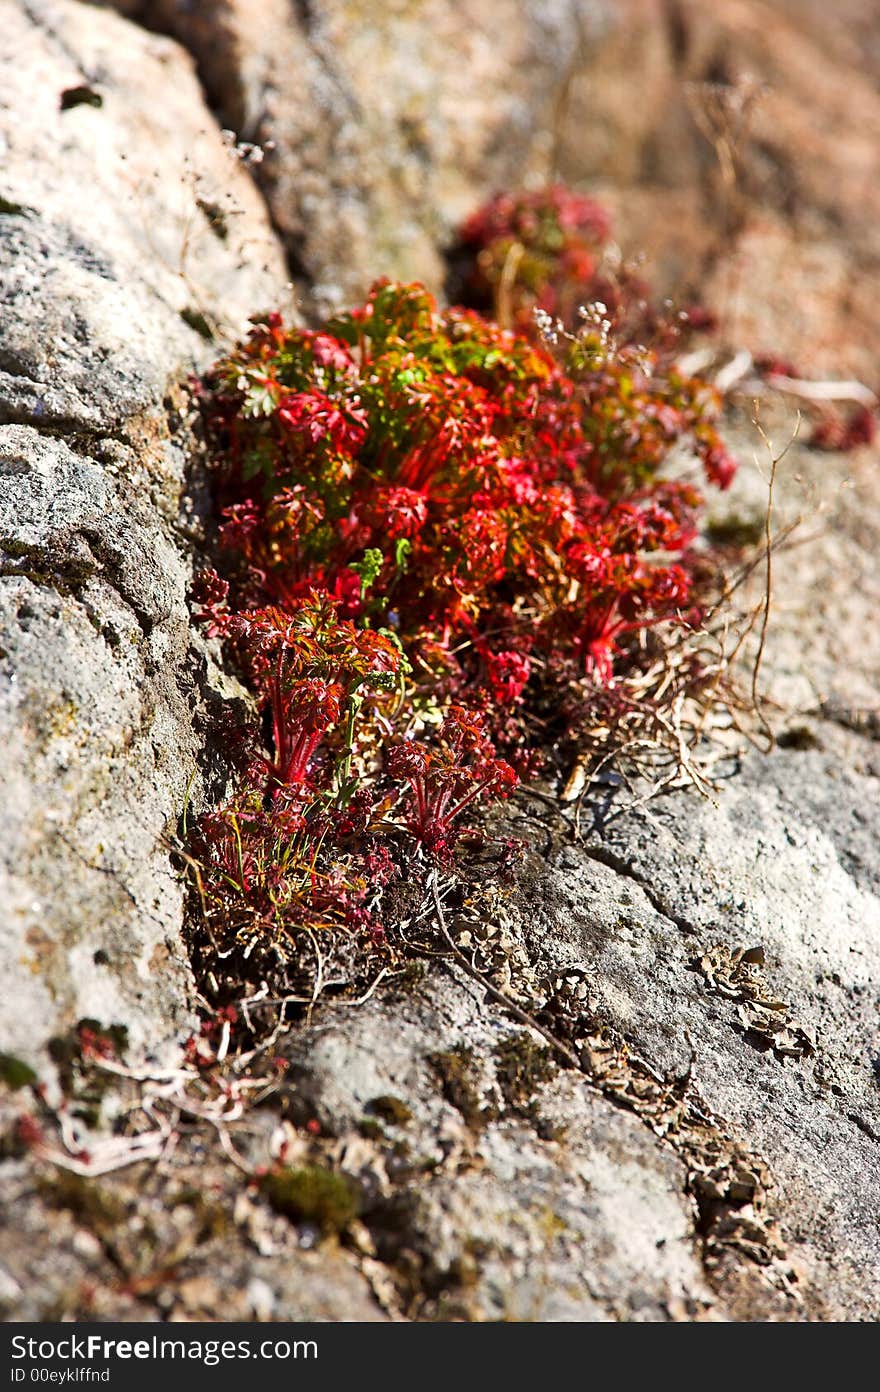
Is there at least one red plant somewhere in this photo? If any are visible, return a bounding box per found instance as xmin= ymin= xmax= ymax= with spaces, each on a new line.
xmin=752 ymin=358 xmax=877 ymax=454
xmin=188 ymin=191 xmax=738 ymax=1001
xmin=457 ymin=184 xmax=715 ymax=350
xmin=457 ymin=185 xmax=612 ymax=331
xmin=14 ymin=1114 xmax=45 ymax=1152
xmin=457 ymin=187 xmax=736 ymax=493
xmin=199 ymin=279 xmax=726 ymax=699
xmin=218 ymin=595 xmax=401 ymax=792
xmin=387 ymin=706 xmax=516 ymax=859
xmin=810 ymin=404 xmax=876 ymax=452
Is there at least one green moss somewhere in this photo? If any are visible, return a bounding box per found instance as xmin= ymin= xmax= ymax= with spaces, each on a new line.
xmin=38 ymin=1173 xmax=125 ymax=1234
xmin=0 ymin=538 xmax=98 ymax=598
xmin=168 ymin=1187 xmax=229 ymax=1241
xmin=705 ymin=514 xmax=765 ymax=547
xmin=260 ymin=1165 xmax=360 ymax=1235
xmin=181 ymin=306 xmax=215 ymax=341
xmin=429 ymin=1047 xmax=492 ymax=1131
xmin=60 ymin=86 xmax=103 ymax=111
xmin=366 ymin=1095 xmax=413 ymax=1127
xmin=0 ymin=1054 xmax=37 ymax=1090
xmin=357 ymin=1117 xmax=385 ymax=1141
xmin=392 ymin=962 xmax=427 ymax=992
xmin=494 ymin=1033 xmax=556 ymax=1109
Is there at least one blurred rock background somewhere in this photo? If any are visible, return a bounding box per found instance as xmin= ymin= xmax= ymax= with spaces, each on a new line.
xmin=112 ymin=0 xmax=880 ymax=381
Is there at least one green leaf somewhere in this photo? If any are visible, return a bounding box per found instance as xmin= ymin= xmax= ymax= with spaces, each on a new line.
xmin=350 ymin=547 xmax=384 ymax=598
xmin=243 ymin=380 xmax=277 ymax=419
xmin=378 ymin=628 xmax=412 ymax=677
xmin=0 ymin=1054 xmax=38 ymax=1090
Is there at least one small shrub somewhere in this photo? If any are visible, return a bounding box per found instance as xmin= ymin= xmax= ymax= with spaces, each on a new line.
xmin=185 ymin=189 xmax=737 ymax=1025
xmin=455 ymin=185 xmax=736 ymax=489
xmin=428 ymin=1046 xmax=492 ymax=1131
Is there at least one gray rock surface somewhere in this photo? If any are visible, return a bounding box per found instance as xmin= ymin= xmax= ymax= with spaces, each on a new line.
xmin=269 ymin=732 xmax=880 ymax=1321
xmin=0 ymin=1140 xmax=390 ymax=1321
xmin=523 ymin=749 xmax=880 ymax=1319
xmin=0 ymin=0 xmax=290 ymax=1062
xmin=277 ymin=973 xmax=725 ymax=1321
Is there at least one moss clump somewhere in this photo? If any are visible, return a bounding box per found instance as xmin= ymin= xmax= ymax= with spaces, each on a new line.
xmin=776 ymin=724 xmax=822 ymax=751
xmin=429 ymin=1047 xmax=493 ymax=1131
xmin=366 ymin=1095 xmax=413 ymax=1127
xmin=392 ymin=963 xmax=427 ymax=993
xmin=0 ymin=538 xmax=98 ymax=598
xmin=493 ymin=1033 xmax=561 ymax=1136
xmin=705 ymin=514 xmax=765 ymax=548
xmin=0 ymin=1054 xmax=37 ymax=1090
xmin=180 ymin=306 xmax=215 ymax=341
xmin=168 ymin=1187 xmax=230 ymax=1241
xmin=260 ymin=1165 xmax=360 ymax=1235
xmin=37 ymin=1173 xmax=125 ymax=1235
xmin=494 ymin=1033 xmax=556 ymax=1110
xmin=358 ymin=1117 xmax=385 ymax=1141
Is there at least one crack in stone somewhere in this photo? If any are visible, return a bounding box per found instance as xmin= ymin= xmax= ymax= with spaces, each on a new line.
xmin=578 ymin=841 xmax=701 ymax=936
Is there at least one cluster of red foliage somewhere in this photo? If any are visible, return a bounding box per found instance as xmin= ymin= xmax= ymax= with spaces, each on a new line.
xmin=459 ymin=184 xmax=718 ymax=343
xmin=754 ymin=356 xmax=876 ymax=451
xmin=810 ymin=406 xmax=876 ymax=451
xmin=188 ymin=190 xmax=736 ymax=983
xmin=457 ymin=185 xmax=735 ymax=490
xmin=458 ymin=184 xmax=613 ymax=332
xmin=463 ymin=187 xmax=878 ymax=457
